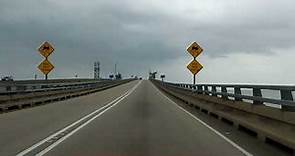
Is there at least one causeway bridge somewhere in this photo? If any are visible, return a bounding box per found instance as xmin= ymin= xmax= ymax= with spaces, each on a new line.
xmin=0 ymin=79 xmax=294 ymax=156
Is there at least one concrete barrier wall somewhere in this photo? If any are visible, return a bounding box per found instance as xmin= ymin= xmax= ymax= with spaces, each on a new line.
xmin=0 ymin=78 xmax=112 ymax=92
xmin=0 ymin=79 xmax=135 ymax=112
xmin=153 ymin=80 xmax=295 ymax=152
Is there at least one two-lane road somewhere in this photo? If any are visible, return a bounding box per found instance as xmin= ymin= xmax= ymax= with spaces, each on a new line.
xmin=0 ymin=80 xmax=138 ymax=156
xmin=1 ymin=80 xmax=250 ymax=156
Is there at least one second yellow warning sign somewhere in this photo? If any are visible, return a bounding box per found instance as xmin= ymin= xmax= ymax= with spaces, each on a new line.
xmin=187 ymin=60 xmax=203 ymax=75
xmin=38 ymin=59 xmax=54 ymax=75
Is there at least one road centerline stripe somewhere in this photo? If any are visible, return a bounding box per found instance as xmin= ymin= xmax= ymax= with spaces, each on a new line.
xmin=36 ymin=81 xmax=141 ymax=156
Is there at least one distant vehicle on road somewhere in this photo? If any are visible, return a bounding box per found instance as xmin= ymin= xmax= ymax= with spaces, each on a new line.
xmin=1 ymin=76 xmax=14 ymax=81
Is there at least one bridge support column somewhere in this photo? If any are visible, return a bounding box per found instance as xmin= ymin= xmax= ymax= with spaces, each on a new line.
xmin=211 ymin=86 xmax=217 ymax=97
xmin=204 ymin=86 xmax=209 ymax=95
xmin=281 ymin=90 xmax=295 ymax=111
xmin=221 ymin=87 xmax=228 ymax=99
xmin=197 ymin=86 xmax=203 ymax=94
xmin=192 ymin=86 xmax=196 ymax=91
xmin=234 ymin=87 xmax=242 ymax=101
xmin=253 ymin=88 xmax=263 ymax=105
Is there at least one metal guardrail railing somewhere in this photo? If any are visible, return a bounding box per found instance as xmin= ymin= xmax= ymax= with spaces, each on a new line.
xmin=0 ymin=79 xmax=112 ymax=95
xmin=0 ymin=79 xmax=135 ymax=112
xmin=154 ymin=80 xmax=295 ymax=111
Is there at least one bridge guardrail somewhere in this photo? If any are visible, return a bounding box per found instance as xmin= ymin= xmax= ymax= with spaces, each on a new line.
xmin=156 ymin=80 xmax=295 ymax=111
xmin=0 ymin=79 xmax=111 ymax=94
xmin=0 ymin=79 xmax=135 ymax=112
xmin=0 ymin=83 xmax=100 ymax=95
xmin=152 ymin=79 xmax=295 ymax=152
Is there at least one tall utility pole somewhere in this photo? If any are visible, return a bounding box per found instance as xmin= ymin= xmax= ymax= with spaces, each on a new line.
xmin=94 ymin=61 xmax=100 ymax=79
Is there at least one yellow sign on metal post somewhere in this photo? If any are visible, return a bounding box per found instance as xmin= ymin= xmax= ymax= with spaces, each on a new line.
xmin=187 ymin=60 xmax=203 ymax=75
xmin=187 ymin=42 xmax=203 ymax=58
xmin=186 ymin=41 xmax=204 ymax=85
xmin=37 ymin=41 xmax=55 ymax=80
xmin=38 ymin=59 xmax=54 ymax=75
xmin=38 ymin=42 xmax=55 ymax=58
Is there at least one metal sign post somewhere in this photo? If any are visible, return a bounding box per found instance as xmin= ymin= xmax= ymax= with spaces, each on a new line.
xmin=186 ymin=42 xmax=204 ymax=85
xmin=193 ymin=57 xmax=196 ymax=85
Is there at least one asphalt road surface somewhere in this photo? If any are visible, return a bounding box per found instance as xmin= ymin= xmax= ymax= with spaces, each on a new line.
xmin=1 ymin=80 xmax=253 ymax=156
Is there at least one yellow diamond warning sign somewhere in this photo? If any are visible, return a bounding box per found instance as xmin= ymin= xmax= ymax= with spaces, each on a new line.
xmin=38 ymin=41 xmax=54 ymax=58
xmin=38 ymin=59 xmax=54 ymax=75
xmin=187 ymin=60 xmax=203 ymax=75
xmin=187 ymin=42 xmax=203 ymax=58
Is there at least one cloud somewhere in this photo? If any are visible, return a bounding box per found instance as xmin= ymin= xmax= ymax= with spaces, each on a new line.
xmin=0 ymin=0 xmax=294 ymax=83
xmin=158 ymin=46 xmax=295 ymax=84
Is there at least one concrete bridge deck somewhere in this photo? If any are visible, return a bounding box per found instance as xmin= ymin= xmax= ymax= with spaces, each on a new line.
xmin=0 ymin=80 xmax=293 ymax=156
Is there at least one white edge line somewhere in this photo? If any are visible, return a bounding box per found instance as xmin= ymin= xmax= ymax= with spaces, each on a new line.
xmin=152 ymin=83 xmax=253 ymax=156
xmin=17 ymin=81 xmax=140 ymax=156
xmin=16 ymin=95 xmax=124 ymax=156
xmin=36 ymin=81 xmax=141 ymax=156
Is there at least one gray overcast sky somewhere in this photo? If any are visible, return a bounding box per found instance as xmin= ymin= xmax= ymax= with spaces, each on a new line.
xmin=0 ymin=0 xmax=294 ymax=84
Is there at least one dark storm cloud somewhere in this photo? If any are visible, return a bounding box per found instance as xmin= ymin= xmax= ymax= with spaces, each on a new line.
xmin=0 ymin=0 xmax=294 ymax=79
